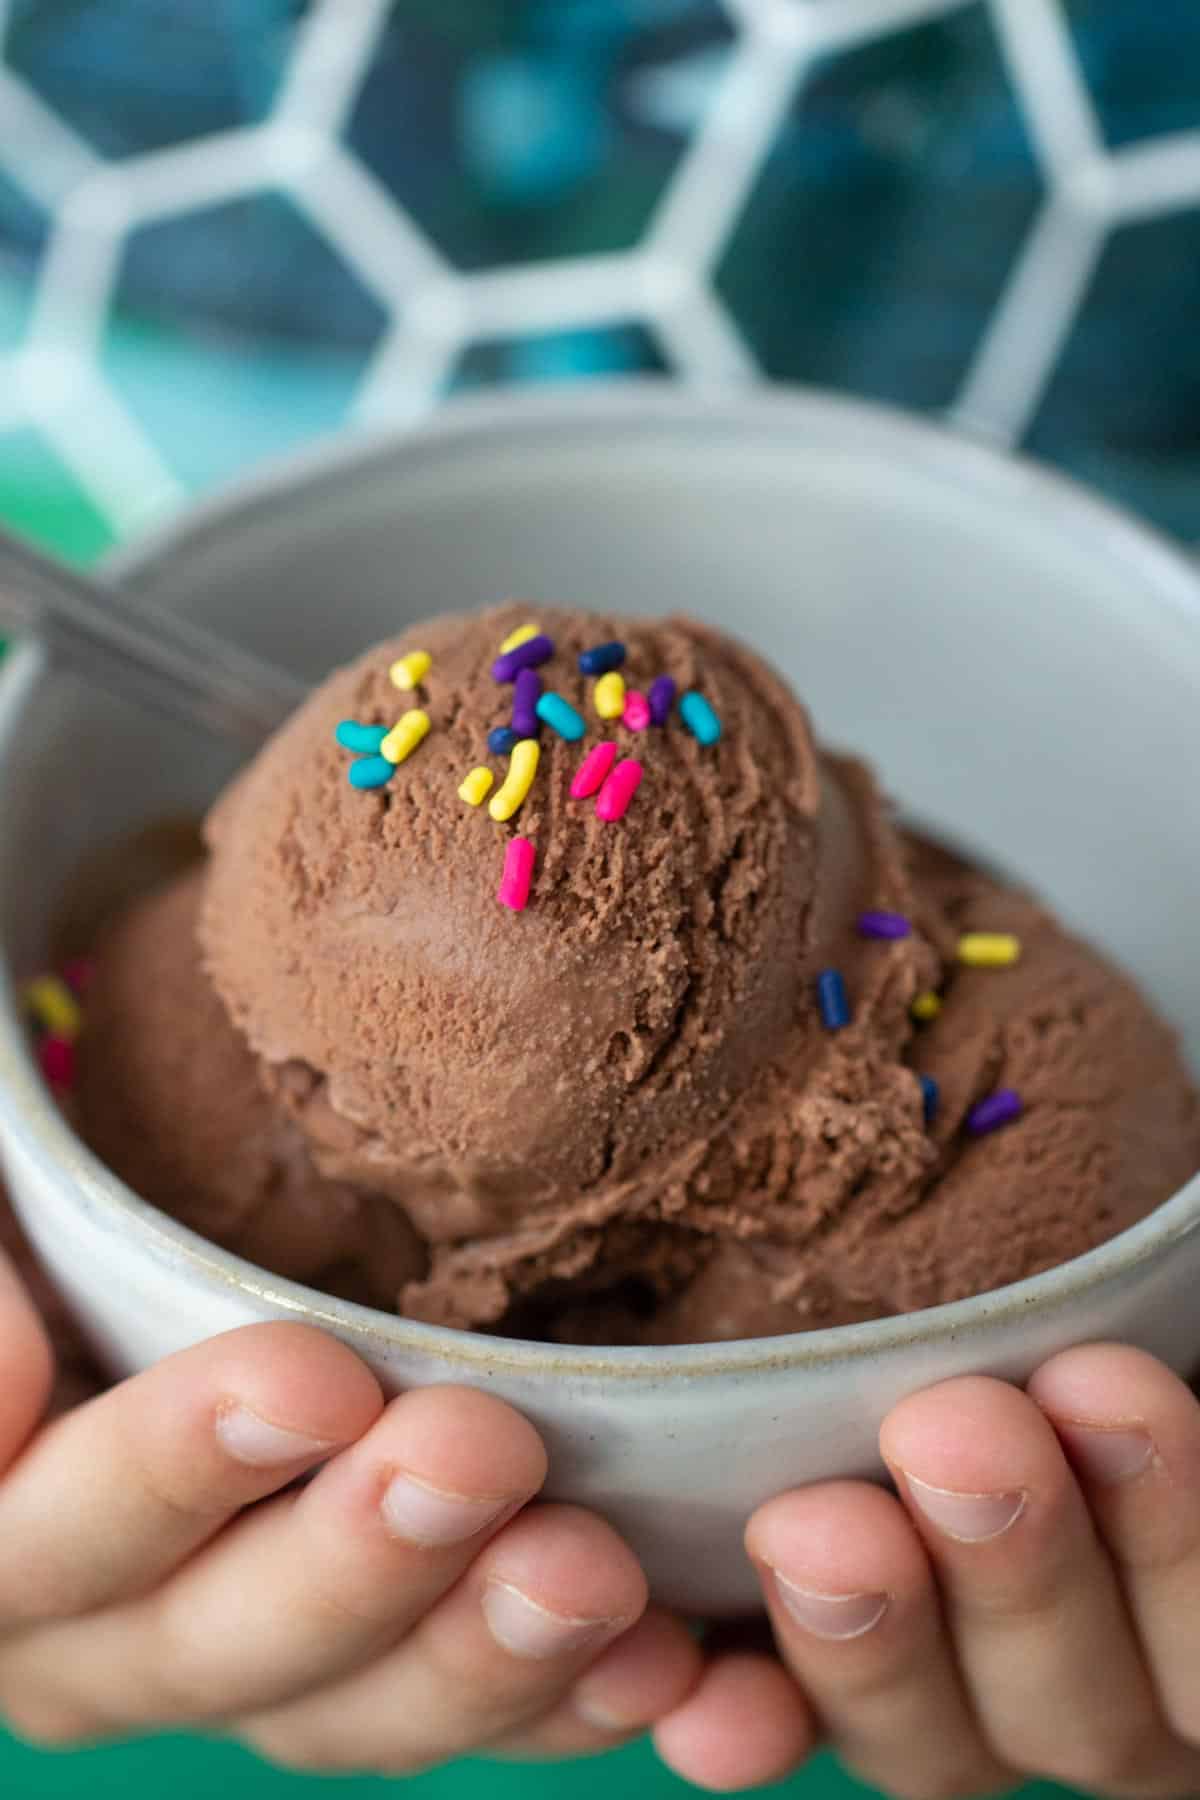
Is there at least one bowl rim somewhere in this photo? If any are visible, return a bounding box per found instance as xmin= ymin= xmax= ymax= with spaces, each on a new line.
xmin=1 ymin=378 xmax=1199 ymax=1381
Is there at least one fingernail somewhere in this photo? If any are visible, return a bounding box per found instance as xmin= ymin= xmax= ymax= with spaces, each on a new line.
xmin=902 ymin=1473 xmax=1027 ymax=1542
xmin=482 ymin=1580 xmax=621 ymax=1661
xmin=381 ymin=1472 xmax=515 ymax=1546
xmin=216 ymin=1404 xmax=334 ymax=1468
xmin=1054 ymin=1422 xmax=1155 ymax=1486
xmin=770 ymin=1569 xmax=889 ymax=1640
xmin=571 ymin=1687 xmax=634 ymax=1732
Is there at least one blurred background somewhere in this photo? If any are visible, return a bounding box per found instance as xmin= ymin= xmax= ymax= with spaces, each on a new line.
xmin=0 ymin=1 xmax=1195 ymax=1796
xmin=1 ymin=0 xmax=1199 ymax=567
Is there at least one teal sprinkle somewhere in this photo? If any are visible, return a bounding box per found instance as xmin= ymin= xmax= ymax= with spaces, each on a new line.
xmin=680 ymin=691 xmax=722 ymax=746
xmin=348 ymin=754 xmax=396 ymax=789
xmin=336 ymin=720 xmax=387 ymax=753
xmin=535 ymin=690 xmax=585 ymax=741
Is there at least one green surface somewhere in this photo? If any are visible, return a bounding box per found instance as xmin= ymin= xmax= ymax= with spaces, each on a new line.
xmin=0 ymin=490 xmax=1089 ymax=1800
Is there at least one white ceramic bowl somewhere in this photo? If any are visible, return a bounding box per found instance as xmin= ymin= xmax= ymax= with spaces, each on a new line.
xmin=0 ymin=385 xmax=1198 ymax=1617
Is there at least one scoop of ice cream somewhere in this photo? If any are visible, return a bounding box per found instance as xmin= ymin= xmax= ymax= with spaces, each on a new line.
xmin=74 ymin=867 xmax=426 ymax=1309
xmin=202 ymin=608 xmax=937 ymax=1246
xmin=198 ymin=605 xmax=1200 ymax=1341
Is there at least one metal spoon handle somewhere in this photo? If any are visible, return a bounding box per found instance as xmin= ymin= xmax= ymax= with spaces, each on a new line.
xmin=0 ymin=527 xmax=307 ymax=748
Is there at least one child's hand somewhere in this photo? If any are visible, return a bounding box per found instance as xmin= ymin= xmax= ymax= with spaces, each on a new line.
xmin=0 ymin=1242 xmax=704 ymax=1771
xmin=654 ymin=1346 xmax=1200 ymax=1797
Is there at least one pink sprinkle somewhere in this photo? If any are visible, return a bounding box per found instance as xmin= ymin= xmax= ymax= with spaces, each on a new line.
xmin=61 ymin=958 xmax=94 ymax=994
xmin=570 ymin=740 xmax=618 ymax=799
xmin=498 ymin=837 xmax=535 ymax=911
xmin=596 ymin=758 xmax=643 ymax=822
xmin=622 ymin=689 xmax=651 ymax=732
xmin=39 ymin=1034 xmax=76 ymax=1092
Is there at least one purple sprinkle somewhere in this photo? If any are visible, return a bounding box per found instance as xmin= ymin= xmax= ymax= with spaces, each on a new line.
xmin=491 ymin=634 xmax=554 ymax=683
xmin=648 ymin=675 xmax=676 ymax=726
xmin=857 ymin=910 xmax=912 ymax=940
xmin=966 ymin=1088 xmax=1023 ymax=1137
xmin=512 ymin=667 xmax=542 ymax=739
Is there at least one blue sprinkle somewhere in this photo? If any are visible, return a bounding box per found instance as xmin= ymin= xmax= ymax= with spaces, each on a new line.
xmin=488 ymin=725 xmax=520 ymax=756
xmin=648 ymin=674 xmax=676 ymax=726
xmin=336 ymin=720 xmax=387 ymax=753
xmin=816 ymin=968 xmax=850 ymax=1031
xmin=919 ymin=1074 xmax=939 ymax=1125
xmin=579 ymin=641 xmax=626 ymax=676
xmin=536 ymin=691 xmax=586 ymax=741
xmin=680 ymin=690 xmax=722 ymax=746
xmin=348 ymin=754 xmax=396 ymax=790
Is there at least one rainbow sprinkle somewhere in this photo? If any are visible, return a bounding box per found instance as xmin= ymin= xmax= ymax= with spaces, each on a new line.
xmin=498 ymin=838 xmax=536 ymax=911
xmin=919 ymin=1074 xmax=939 ymax=1125
xmin=911 ymin=990 xmax=942 ymax=1022
xmin=966 ymin=1089 xmax=1023 ymax=1136
xmin=648 ymin=675 xmax=676 ymax=726
xmin=335 ymin=721 xmax=387 ymax=753
xmin=381 ymin=709 xmax=430 ymax=765
xmin=858 ymin=910 xmax=911 ymax=940
xmin=458 ymin=767 xmax=494 ymax=807
xmin=596 ymin=758 xmax=643 ymax=822
xmin=492 ymin=634 xmax=554 ymax=683
xmin=680 ymin=691 xmax=721 ymax=746
xmin=499 ymin=623 xmax=538 ymax=654
xmin=512 ymin=667 xmax=542 ymax=739
xmin=579 ymin=641 xmax=626 ymax=675
xmin=488 ymin=725 xmax=519 ymax=756
xmin=571 ymin=741 xmax=618 ymax=799
xmin=623 ymin=690 xmax=651 ymax=732
xmin=489 ymin=739 xmax=540 ymax=821
xmin=593 ymin=671 xmax=625 ymax=720
xmin=389 ymin=651 xmax=431 ymax=692
xmin=38 ymin=1034 xmax=76 ymax=1093
xmin=348 ymin=754 xmax=396 ymax=789
xmin=23 ymin=975 xmax=82 ymax=1042
xmin=958 ymin=933 xmax=1022 ymax=968
xmin=536 ymin=691 xmax=585 ymax=741
xmin=816 ymin=968 xmax=851 ymax=1031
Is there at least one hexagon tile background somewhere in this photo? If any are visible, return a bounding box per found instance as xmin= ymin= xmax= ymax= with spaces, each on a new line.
xmin=1 ymin=0 xmax=1199 ymax=561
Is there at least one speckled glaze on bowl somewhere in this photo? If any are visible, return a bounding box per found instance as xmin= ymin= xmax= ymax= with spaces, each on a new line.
xmin=0 ymin=386 xmax=1198 ymax=1616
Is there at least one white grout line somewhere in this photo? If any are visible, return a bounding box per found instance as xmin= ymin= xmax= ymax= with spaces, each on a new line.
xmin=987 ymin=0 xmax=1104 ymax=184
xmin=0 ymin=65 xmax=101 ymax=208
xmin=651 ymin=281 xmax=761 ymax=380
xmin=290 ymin=140 xmax=449 ymax=308
xmin=647 ymin=29 xmax=806 ymax=273
xmin=1105 ymin=130 xmax=1200 ymax=223
xmin=116 ymin=127 xmax=277 ymax=223
xmin=272 ymin=0 xmax=391 ymax=138
xmin=25 ymin=361 xmax=183 ymax=531
xmin=352 ymin=323 xmax=459 ymax=427
xmin=464 ymin=254 xmax=648 ymax=337
xmin=950 ymin=194 xmax=1105 ymax=446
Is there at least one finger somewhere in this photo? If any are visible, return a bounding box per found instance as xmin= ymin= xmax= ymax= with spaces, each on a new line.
xmin=652 ymin=1652 xmax=814 ymax=1793
xmin=1030 ymin=1343 xmax=1200 ymax=1750
xmin=241 ymin=1503 xmax=647 ymax=1776
xmin=882 ymin=1376 xmax=1199 ymax=1797
xmin=6 ymin=1385 xmax=547 ymax=1731
xmin=0 ymin=1244 xmax=54 ymax=1461
xmin=487 ymin=1608 xmax=704 ymax=1759
xmin=746 ymin=1481 xmax=1014 ymax=1799
xmin=0 ymin=1322 xmax=381 ymax=1630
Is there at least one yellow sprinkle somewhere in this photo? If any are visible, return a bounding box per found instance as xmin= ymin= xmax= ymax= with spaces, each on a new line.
xmin=957 ymin=932 xmax=1022 ymax=968
xmin=389 ymin=650 xmax=431 ymax=691
xmin=911 ymin=990 xmax=942 ymax=1022
xmin=499 ymin=622 xmax=538 ymax=654
xmin=594 ymin=671 xmax=626 ymax=720
xmin=22 ymin=975 xmax=82 ymax=1041
xmin=381 ymin=708 xmax=430 ymax=764
xmin=458 ymin=766 xmax=494 ymax=807
xmin=489 ymin=738 xmax=540 ymax=822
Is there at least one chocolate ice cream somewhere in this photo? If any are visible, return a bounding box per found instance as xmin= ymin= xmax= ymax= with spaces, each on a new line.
xmin=74 ymin=867 xmax=426 ymax=1310
xmin=175 ymin=604 xmax=1200 ymax=1342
